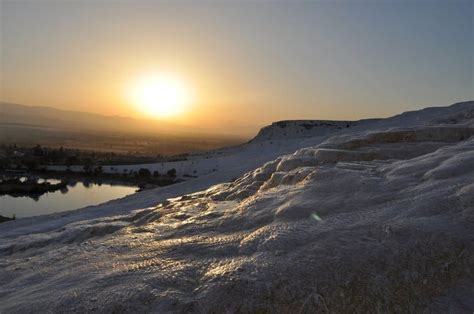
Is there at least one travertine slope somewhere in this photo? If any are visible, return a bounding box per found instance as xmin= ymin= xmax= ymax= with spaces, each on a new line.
xmin=0 ymin=101 xmax=473 ymax=312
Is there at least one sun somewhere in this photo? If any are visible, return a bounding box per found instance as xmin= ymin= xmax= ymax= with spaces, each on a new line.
xmin=130 ymin=73 xmax=193 ymax=118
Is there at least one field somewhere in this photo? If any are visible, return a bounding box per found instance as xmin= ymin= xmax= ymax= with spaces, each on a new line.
xmin=0 ymin=124 xmax=245 ymax=156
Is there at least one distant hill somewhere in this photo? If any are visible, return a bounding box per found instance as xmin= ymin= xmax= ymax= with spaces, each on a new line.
xmin=0 ymin=102 xmax=245 ymax=155
xmin=250 ymin=101 xmax=474 ymax=142
xmin=0 ymin=101 xmax=204 ymax=136
xmin=251 ymin=119 xmax=381 ymax=142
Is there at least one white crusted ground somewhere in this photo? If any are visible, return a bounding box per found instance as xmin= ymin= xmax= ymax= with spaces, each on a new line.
xmin=0 ymin=102 xmax=473 ymax=312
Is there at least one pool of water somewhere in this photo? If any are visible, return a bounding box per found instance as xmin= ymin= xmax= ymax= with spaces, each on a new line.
xmin=0 ymin=180 xmax=138 ymax=218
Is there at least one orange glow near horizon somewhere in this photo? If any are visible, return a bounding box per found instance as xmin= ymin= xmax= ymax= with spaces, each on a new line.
xmin=128 ymin=73 xmax=194 ymax=119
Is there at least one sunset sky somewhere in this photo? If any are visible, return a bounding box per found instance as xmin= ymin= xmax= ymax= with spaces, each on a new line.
xmin=1 ymin=0 xmax=473 ymax=135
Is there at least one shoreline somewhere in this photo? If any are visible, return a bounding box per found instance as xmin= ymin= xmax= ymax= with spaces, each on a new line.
xmin=0 ymin=169 xmax=181 ymax=191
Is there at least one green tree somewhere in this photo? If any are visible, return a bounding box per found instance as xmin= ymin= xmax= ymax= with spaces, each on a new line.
xmin=24 ymin=158 xmax=39 ymax=171
xmin=83 ymin=158 xmax=94 ymax=173
xmin=138 ymin=168 xmax=151 ymax=178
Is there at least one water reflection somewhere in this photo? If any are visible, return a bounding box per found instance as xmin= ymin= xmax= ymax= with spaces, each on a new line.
xmin=0 ymin=179 xmax=137 ymax=218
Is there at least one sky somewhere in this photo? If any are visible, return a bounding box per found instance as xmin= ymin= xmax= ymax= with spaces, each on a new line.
xmin=1 ymin=0 xmax=473 ymax=135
